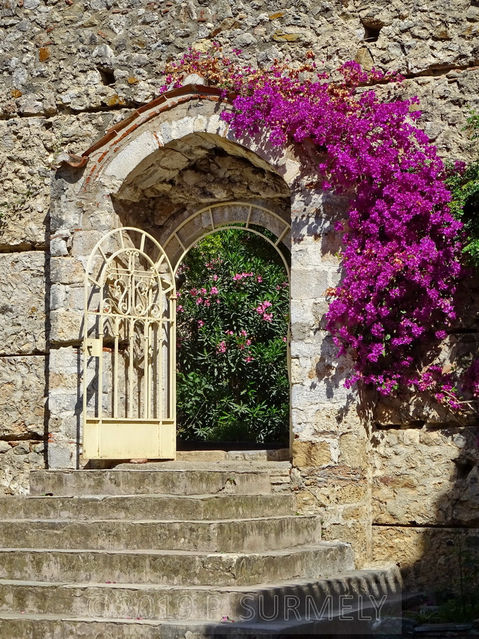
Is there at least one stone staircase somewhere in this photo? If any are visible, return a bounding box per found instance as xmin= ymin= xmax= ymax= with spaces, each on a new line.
xmin=0 ymin=461 xmax=402 ymax=637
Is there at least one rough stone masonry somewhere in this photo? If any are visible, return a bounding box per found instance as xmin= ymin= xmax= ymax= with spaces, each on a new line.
xmin=1 ymin=0 xmax=479 ymax=593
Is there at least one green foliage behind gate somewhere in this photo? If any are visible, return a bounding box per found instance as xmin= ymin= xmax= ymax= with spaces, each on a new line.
xmin=176 ymin=228 xmax=289 ymax=444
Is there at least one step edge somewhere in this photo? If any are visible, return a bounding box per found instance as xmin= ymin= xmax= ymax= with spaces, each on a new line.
xmin=0 ymin=541 xmax=349 ymax=558
xmin=0 ymin=515 xmax=317 ymax=525
xmin=0 ymin=565 xmax=401 ymax=592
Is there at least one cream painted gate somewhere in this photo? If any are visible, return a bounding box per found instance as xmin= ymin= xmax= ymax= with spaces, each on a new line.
xmin=83 ymin=228 xmax=176 ymax=460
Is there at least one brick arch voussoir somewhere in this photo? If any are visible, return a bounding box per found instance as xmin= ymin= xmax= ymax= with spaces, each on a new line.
xmin=78 ymin=91 xmax=301 ymax=196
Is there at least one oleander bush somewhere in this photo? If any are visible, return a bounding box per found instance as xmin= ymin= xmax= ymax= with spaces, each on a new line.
xmin=176 ymin=228 xmax=289 ymax=443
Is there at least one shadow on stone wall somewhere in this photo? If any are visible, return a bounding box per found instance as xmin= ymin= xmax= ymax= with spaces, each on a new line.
xmin=370 ymin=268 xmax=479 ymax=607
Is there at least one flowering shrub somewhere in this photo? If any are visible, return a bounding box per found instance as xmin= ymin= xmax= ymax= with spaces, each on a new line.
xmin=176 ymin=229 xmax=289 ymax=443
xmin=165 ymin=48 xmax=467 ymax=407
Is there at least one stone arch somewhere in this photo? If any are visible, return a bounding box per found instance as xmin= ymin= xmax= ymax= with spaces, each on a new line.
xmin=161 ymin=201 xmax=291 ymax=276
xmin=50 ymin=85 xmax=305 ymax=464
xmin=172 ymin=202 xmax=292 ymax=450
xmin=75 ymin=85 xmax=302 ymax=199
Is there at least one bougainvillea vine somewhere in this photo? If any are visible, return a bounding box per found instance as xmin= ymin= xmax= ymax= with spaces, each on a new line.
xmin=163 ymin=47 xmax=471 ymax=408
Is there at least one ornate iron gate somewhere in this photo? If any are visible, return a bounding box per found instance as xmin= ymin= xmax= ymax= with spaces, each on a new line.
xmin=83 ymin=228 xmax=176 ymax=460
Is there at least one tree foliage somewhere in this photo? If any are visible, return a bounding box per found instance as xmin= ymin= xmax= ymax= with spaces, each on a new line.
xmin=446 ymin=112 xmax=479 ymax=266
xmin=176 ymin=229 xmax=289 ymax=443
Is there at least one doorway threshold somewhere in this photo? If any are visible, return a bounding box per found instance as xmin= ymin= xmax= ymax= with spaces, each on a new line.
xmin=175 ymin=448 xmax=290 ymax=463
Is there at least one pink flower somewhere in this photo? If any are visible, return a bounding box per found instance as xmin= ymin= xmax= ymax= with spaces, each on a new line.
xmin=177 ymin=305 xmax=183 ymax=313
xmin=263 ymin=313 xmax=273 ymax=322
xmin=256 ymin=300 xmax=273 ymax=315
xmin=217 ymin=341 xmax=227 ymax=354
xmin=257 ymin=276 xmax=262 ymax=282
xmin=196 ymin=297 xmax=203 ymax=305
xmin=244 ymin=355 xmax=254 ymax=363
xmin=210 ymin=286 xmax=219 ymax=295
xmin=197 ymin=320 xmax=204 ymax=327
xmin=233 ymin=272 xmax=254 ymax=282
xmin=212 ymin=274 xmax=218 ymax=281
xmin=240 ymin=330 xmax=248 ymax=337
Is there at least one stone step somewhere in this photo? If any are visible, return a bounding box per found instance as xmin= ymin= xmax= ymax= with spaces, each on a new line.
xmin=0 ymin=515 xmax=321 ymax=552
xmin=0 ymin=614 xmax=376 ymax=639
xmin=0 ymin=493 xmax=296 ymax=521
xmin=0 ymin=613 xmax=321 ymax=639
xmin=176 ymin=448 xmax=290 ymax=463
xmin=0 ymin=543 xmax=354 ymax=587
xmin=0 ymin=565 xmax=401 ymax=623
xmin=29 ymin=462 xmax=291 ymax=497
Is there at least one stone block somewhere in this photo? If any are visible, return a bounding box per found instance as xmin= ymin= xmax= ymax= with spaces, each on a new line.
xmin=340 ymin=432 xmax=368 ymax=468
xmin=292 ymin=439 xmax=332 ymax=467
xmin=71 ymin=230 xmax=105 ymax=259
xmin=313 ymin=402 xmax=362 ymax=430
xmin=293 ymin=235 xmax=342 ymax=268
xmin=47 ymin=441 xmax=76 ymax=469
xmin=104 ymin=131 xmax=160 ymax=182
xmin=0 ymin=252 xmax=46 ymax=355
xmin=290 ymin=268 xmax=329 ymax=300
xmin=0 ymin=356 xmax=45 ymax=440
xmin=292 ymin=470 xmax=369 ymax=508
xmin=50 ymin=257 xmax=85 ymax=285
xmin=49 ymin=308 xmax=83 ymax=345
xmin=49 ymin=347 xmax=81 ymax=376
xmin=47 ymin=413 xmax=79 ymax=441
xmin=291 ymin=377 xmax=350 ymax=407
xmin=322 ymin=521 xmax=371 ymax=568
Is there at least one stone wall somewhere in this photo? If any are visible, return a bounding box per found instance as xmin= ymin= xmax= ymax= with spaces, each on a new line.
xmin=372 ymin=426 xmax=479 ymax=593
xmin=0 ymin=0 xmax=479 ymax=592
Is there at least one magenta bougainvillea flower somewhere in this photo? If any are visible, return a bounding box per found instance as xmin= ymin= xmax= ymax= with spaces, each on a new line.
xmin=165 ymin=49 xmax=470 ymax=407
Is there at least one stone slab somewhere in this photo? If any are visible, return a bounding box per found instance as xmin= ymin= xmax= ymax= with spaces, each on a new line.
xmin=0 ymin=543 xmax=354 ymax=586
xmin=29 ymin=465 xmax=291 ymax=497
xmin=0 ymin=494 xmax=295 ymax=521
xmin=0 ymin=515 xmax=321 ymax=553
xmin=0 ymin=564 xmax=400 ymax=623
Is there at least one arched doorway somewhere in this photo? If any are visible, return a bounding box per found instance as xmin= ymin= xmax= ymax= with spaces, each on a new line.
xmin=48 ymin=85 xmax=329 ymax=471
xmin=167 ymin=204 xmax=291 ymax=451
xmin=81 ymin=202 xmax=291 ymax=460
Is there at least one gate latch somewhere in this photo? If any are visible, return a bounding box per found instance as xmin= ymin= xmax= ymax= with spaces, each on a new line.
xmin=85 ymin=338 xmax=102 ymax=357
